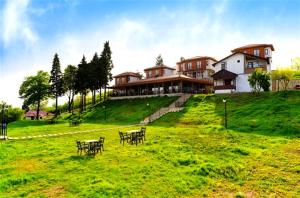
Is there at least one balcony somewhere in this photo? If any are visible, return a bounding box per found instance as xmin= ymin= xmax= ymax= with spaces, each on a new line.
xmin=214 ymin=85 xmax=236 ymax=90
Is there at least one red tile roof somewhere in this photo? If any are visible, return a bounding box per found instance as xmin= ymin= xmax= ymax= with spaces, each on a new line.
xmin=212 ymin=52 xmax=270 ymax=66
xmin=211 ymin=69 xmax=237 ymax=80
xmin=25 ymin=110 xmax=52 ymax=117
xmin=144 ymin=64 xmax=176 ymax=71
xmin=111 ymin=74 xmax=212 ymax=88
xmin=231 ymin=44 xmax=275 ymax=52
xmin=113 ymin=72 xmax=141 ymax=78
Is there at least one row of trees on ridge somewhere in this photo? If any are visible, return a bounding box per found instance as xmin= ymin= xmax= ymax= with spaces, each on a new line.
xmin=19 ymin=41 xmax=113 ymax=120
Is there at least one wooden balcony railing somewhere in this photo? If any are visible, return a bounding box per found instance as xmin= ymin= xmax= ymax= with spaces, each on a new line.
xmin=214 ymin=85 xmax=236 ymax=90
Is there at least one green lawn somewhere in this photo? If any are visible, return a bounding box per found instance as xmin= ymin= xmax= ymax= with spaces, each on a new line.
xmin=0 ymin=92 xmax=299 ymax=197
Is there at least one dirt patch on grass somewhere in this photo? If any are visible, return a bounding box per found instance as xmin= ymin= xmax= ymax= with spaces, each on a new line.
xmin=43 ymin=186 xmax=66 ymax=198
xmin=211 ymin=190 xmax=258 ymax=198
xmin=11 ymin=159 xmax=42 ymax=173
xmin=283 ymin=141 xmax=300 ymax=156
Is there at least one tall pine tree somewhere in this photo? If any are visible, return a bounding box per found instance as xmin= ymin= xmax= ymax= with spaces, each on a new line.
xmin=49 ymin=53 xmax=64 ymax=117
xmin=75 ymin=55 xmax=89 ymax=112
xmin=100 ymin=41 xmax=113 ymax=100
xmin=89 ymin=53 xmax=100 ymax=104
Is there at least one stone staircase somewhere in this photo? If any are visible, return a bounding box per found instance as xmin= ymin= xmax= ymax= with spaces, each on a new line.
xmin=141 ymin=94 xmax=191 ymax=124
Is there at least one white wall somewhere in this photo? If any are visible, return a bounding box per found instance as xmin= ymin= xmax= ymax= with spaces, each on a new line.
xmin=236 ymin=74 xmax=251 ymax=92
xmin=215 ymin=89 xmax=232 ymax=94
xmin=214 ymin=54 xmax=245 ymax=74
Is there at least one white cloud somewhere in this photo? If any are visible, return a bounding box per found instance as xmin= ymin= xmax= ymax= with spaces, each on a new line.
xmin=2 ymin=0 xmax=38 ymax=47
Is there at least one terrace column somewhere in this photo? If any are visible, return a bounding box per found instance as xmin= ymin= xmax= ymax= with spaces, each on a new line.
xmin=179 ymin=81 xmax=183 ymax=93
xmin=192 ymin=83 xmax=194 ymax=94
xmin=158 ymin=83 xmax=160 ymax=95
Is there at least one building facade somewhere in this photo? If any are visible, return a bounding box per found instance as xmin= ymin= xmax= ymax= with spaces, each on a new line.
xmin=111 ymin=63 xmax=214 ymax=96
xmin=212 ymin=44 xmax=274 ymax=93
xmin=176 ymin=56 xmax=218 ymax=79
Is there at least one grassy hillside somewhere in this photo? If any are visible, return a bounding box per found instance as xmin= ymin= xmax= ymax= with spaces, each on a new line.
xmin=59 ymin=96 xmax=178 ymax=124
xmin=155 ymin=91 xmax=300 ymax=137
xmin=1 ymin=92 xmax=299 ymax=197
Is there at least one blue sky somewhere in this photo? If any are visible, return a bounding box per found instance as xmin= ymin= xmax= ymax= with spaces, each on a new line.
xmin=1 ymin=0 xmax=300 ymax=106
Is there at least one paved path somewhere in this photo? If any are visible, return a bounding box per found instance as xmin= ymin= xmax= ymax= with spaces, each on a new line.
xmin=4 ymin=124 xmax=140 ymax=141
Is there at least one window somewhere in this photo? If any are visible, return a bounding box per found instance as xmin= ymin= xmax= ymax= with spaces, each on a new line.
xmin=247 ymin=62 xmax=254 ymax=68
xmin=265 ymin=48 xmax=269 ymax=55
xmin=156 ymin=69 xmax=159 ymax=75
xmin=196 ymin=61 xmax=201 ymax=69
xmin=149 ymin=70 xmax=152 ymax=76
xmin=221 ymin=62 xmax=227 ymax=70
xmin=254 ymin=49 xmax=259 ymax=56
xmin=188 ymin=62 xmax=192 ymax=70
xmin=181 ymin=64 xmax=184 ymax=71
xmin=193 ymin=72 xmax=196 ymax=78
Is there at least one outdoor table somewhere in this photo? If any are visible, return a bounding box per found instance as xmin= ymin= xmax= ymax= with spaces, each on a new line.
xmin=85 ymin=139 xmax=98 ymax=143
xmin=84 ymin=140 xmax=98 ymax=155
xmin=126 ymin=130 xmax=140 ymax=134
xmin=126 ymin=130 xmax=143 ymax=145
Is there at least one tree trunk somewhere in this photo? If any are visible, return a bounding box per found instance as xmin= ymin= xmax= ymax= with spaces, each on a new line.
xmin=36 ymin=100 xmax=40 ymax=120
xmin=68 ymin=93 xmax=71 ymax=113
xmin=71 ymin=92 xmax=74 ymax=114
xmin=92 ymin=89 xmax=96 ymax=105
xmin=80 ymin=93 xmax=83 ymax=113
xmin=99 ymin=88 xmax=102 ymax=102
xmin=104 ymin=86 xmax=106 ymax=101
xmin=83 ymin=92 xmax=86 ymax=111
xmin=55 ymin=95 xmax=58 ymax=117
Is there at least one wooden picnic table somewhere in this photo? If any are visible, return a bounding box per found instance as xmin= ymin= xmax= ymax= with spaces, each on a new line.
xmin=84 ymin=140 xmax=99 ymax=155
xmin=85 ymin=139 xmax=98 ymax=143
xmin=126 ymin=129 xmax=143 ymax=145
xmin=126 ymin=129 xmax=140 ymax=134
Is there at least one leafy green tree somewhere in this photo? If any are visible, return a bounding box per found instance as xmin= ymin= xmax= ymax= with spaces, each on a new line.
xmin=248 ymin=69 xmax=270 ymax=93
xmin=63 ymin=65 xmax=77 ymax=113
xmin=156 ymin=54 xmax=164 ymax=66
xmin=291 ymin=57 xmax=300 ymax=71
xmin=49 ymin=53 xmax=64 ymax=117
xmin=19 ymin=71 xmax=50 ymax=120
xmin=0 ymin=101 xmax=23 ymax=123
xmin=100 ymin=41 xmax=113 ymax=100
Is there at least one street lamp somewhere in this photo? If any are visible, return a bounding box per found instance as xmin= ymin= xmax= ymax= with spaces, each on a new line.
xmin=146 ymin=103 xmax=150 ymax=123
xmin=223 ymin=99 xmax=227 ymax=129
xmin=103 ymin=105 xmax=106 ymax=120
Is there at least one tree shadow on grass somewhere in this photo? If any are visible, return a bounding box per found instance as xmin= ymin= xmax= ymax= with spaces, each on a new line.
xmin=68 ymin=155 xmax=95 ymax=161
